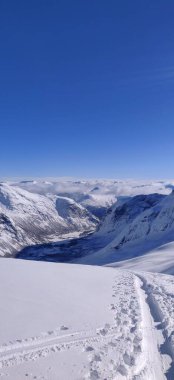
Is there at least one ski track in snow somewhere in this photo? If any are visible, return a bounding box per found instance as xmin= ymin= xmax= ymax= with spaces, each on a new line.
xmin=0 ymin=270 xmax=174 ymax=379
xmin=136 ymin=272 xmax=174 ymax=380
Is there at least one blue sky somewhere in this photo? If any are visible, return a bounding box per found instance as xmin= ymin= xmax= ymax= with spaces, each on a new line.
xmin=0 ymin=0 xmax=174 ymax=178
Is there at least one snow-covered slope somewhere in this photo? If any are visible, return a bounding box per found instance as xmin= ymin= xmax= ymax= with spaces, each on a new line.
xmin=0 ymin=259 xmax=174 ymax=379
xmin=109 ymin=241 xmax=174 ymax=274
xmin=96 ymin=193 xmax=165 ymax=241
xmin=77 ymin=191 xmax=174 ymax=266
xmin=112 ymin=190 xmax=174 ymax=250
xmin=0 ymin=183 xmax=98 ymax=256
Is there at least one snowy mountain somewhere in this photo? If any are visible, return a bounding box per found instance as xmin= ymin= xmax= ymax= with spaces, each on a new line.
xmin=78 ymin=190 xmax=174 ymax=266
xmin=17 ymin=190 xmax=174 ymax=264
xmin=113 ymin=190 xmax=174 ymax=248
xmin=1 ymin=179 xmax=174 ymax=264
xmin=0 ymin=183 xmax=98 ymax=256
xmin=95 ymin=193 xmax=165 ymax=240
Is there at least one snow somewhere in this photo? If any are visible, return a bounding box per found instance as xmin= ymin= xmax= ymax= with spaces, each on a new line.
xmin=0 ymin=259 xmax=116 ymax=379
xmin=1 ymin=179 xmax=174 ymax=379
xmin=108 ymin=242 xmax=174 ymax=275
xmin=9 ymin=178 xmax=174 ymax=217
xmin=74 ymin=190 xmax=174 ymax=268
xmin=10 ymin=178 xmax=174 ymax=199
xmin=14 ymin=190 xmax=174 ymax=265
xmin=2 ymin=179 xmax=174 ymax=261
xmin=0 ymin=183 xmax=97 ymax=256
xmin=0 ymin=259 xmax=174 ymax=379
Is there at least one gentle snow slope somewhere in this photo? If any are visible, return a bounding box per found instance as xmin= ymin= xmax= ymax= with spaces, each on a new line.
xmin=108 ymin=241 xmax=174 ymax=275
xmin=0 ymin=259 xmax=174 ymax=379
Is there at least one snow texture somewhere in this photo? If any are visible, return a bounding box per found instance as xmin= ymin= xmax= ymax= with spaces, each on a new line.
xmin=0 ymin=260 xmax=174 ymax=379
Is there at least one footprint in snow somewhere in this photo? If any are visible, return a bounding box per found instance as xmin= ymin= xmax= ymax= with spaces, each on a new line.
xmin=60 ymin=325 xmax=69 ymax=331
xmin=85 ymin=346 xmax=94 ymax=352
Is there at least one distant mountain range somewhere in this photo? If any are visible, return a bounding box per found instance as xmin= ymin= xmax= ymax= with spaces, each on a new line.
xmin=1 ymin=179 xmax=174 ymax=265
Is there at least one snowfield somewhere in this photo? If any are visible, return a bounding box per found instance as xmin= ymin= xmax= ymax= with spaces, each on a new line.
xmin=108 ymin=242 xmax=174 ymax=275
xmin=0 ymin=259 xmax=174 ymax=379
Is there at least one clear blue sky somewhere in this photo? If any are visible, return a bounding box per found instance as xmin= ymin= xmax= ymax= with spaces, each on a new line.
xmin=0 ymin=0 xmax=174 ymax=178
